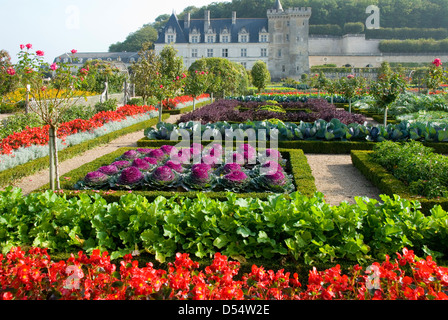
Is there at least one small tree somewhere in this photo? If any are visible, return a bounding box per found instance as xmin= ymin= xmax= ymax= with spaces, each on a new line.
xmin=425 ymin=58 xmax=444 ymax=94
xmin=12 ymin=45 xmax=88 ymax=190
xmin=0 ymin=50 xmax=18 ymax=103
xmin=184 ymin=70 xmax=210 ymax=111
xmin=314 ymin=71 xmax=330 ymax=98
xmin=338 ymin=74 xmax=366 ymax=113
xmin=251 ymin=60 xmax=271 ymax=93
xmin=156 ymin=46 xmax=186 ymax=122
xmin=370 ymin=62 xmax=408 ymax=126
xmin=324 ymin=77 xmax=339 ymax=104
xmin=131 ymin=42 xmax=161 ymax=102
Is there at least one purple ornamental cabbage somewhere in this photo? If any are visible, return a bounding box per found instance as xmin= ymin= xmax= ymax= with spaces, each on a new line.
xmin=260 ymin=161 xmax=283 ymax=175
xmin=111 ymin=160 xmax=131 ymax=170
xmin=221 ymin=163 xmax=242 ymax=175
xmin=136 ymin=148 xmax=154 ymax=155
xmin=201 ymin=155 xmax=220 ymax=167
xmin=148 ymin=149 xmax=166 ymax=161
xmin=121 ymin=150 xmax=140 ymax=161
xmin=132 ymin=158 xmax=151 ymax=171
xmin=224 ymin=170 xmax=248 ymax=183
xmin=160 ymin=145 xmax=178 ymax=155
xmin=263 ymin=149 xmax=283 ymax=163
xmin=170 ymin=149 xmax=191 ymax=164
xmin=230 ymin=152 xmax=245 ymax=165
xmin=151 ymin=166 xmax=176 ymax=183
xmin=98 ymin=165 xmax=119 ymax=176
xmin=143 ymin=157 xmax=159 ymax=166
xmin=264 ymin=170 xmax=287 ymax=186
xmin=165 ymin=160 xmax=184 ymax=173
xmin=84 ymin=171 xmax=109 ymax=186
xmin=118 ymin=166 xmax=143 ymax=186
xmin=191 ymin=163 xmax=212 ymax=181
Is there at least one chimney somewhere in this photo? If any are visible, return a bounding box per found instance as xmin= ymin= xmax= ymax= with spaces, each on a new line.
xmin=204 ymin=10 xmax=210 ymax=30
xmin=185 ymin=12 xmax=190 ymax=28
xmin=232 ymin=11 xmax=237 ymax=25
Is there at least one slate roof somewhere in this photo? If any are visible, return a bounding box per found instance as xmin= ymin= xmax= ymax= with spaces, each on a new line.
xmin=155 ymin=13 xmax=269 ymax=44
xmin=54 ymin=52 xmax=139 ymax=64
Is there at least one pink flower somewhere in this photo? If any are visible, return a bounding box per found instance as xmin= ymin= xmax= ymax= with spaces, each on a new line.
xmin=6 ymin=67 xmax=15 ymax=76
xmin=433 ymin=58 xmax=442 ymax=67
xmin=26 ymin=43 xmax=32 ymax=49
xmin=20 ymin=44 xmax=25 ymax=50
xmin=36 ymin=50 xmax=44 ymax=57
xmin=71 ymin=49 xmax=78 ymax=54
xmin=50 ymin=63 xmax=58 ymax=71
xmin=160 ymin=85 xmax=164 ymax=88
xmin=347 ymin=74 xmax=355 ymax=79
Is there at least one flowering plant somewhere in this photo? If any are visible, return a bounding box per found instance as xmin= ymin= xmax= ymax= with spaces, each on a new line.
xmin=2 ymin=247 xmax=448 ymax=300
xmin=425 ymin=58 xmax=445 ymax=94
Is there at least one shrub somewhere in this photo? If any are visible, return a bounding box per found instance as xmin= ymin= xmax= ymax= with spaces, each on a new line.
xmin=94 ymin=98 xmax=118 ymax=113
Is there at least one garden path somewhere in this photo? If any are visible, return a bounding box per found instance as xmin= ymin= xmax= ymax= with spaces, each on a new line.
xmin=7 ymin=112 xmax=383 ymax=205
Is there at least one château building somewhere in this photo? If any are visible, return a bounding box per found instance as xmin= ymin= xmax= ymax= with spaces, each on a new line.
xmin=154 ymin=0 xmax=312 ymax=80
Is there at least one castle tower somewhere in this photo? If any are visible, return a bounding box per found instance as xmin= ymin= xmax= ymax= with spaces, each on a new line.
xmin=267 ymin=0 xmax=311 ymax=80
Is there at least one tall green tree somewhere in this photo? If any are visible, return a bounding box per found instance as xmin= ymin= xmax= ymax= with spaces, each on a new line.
xmin=131 ymin=42 xmax=161 ymax=102
xmin=251 ymin=60 xmax=271 ymax=93
xmin=109 ymin=24 xmax=158 ymax=52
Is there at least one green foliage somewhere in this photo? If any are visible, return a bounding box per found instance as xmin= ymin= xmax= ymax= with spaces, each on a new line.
xmin=0 ymin=50 xmax=18 ymax=98
xmin=251 ymin=61 xmax=271 ymax=93
xmin=379 ymin=39 xmax=448 ymax=53
xmin=189 ymin=58 xmax=249 ymax=97
xmin=4 ymin=186 xmax=448 ymax=264
xmin=78 ymin=59 xmax=126 ymax=94
xmin=370 ymin=141 xmax=448 ymax=199
xmin=94 ymin=98 xmax=118 ymax=113
xmin=109 ymin=24 xmax=158 ymax=52
xmin=343 ymin=22 xmax=365 ymax=34
xmin=366 ymin=28 xmax=448 ymax=40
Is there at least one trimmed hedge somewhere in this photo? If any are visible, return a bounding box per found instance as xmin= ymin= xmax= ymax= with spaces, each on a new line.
xmin=163 ymin=99 xmax=210 ymax=115
xmin=38 ymin=147 xmax=316 ymax=202
xmin=137 ymin=137 xmax=379 ymax=154
xmin=351 ymin=150 xmax=448 ymax=214
xmin=0 ymin=114 xmax=171 ymax=188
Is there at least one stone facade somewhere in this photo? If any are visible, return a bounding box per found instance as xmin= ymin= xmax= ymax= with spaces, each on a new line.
xmin=154 ymin=0 xmax=311 ymax=80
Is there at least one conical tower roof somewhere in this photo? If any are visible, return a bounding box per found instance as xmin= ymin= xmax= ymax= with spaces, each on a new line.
xmin=273 ymin=0 xmax=284 ymax=11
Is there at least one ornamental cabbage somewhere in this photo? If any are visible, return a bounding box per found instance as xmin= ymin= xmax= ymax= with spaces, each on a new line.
xmin=136 ymin=148 xmax=154 ymax=156
xmin=253 ymin=169 xmax=295 ymax=194
xmin=219 ymin=170 xmax=250 ymax=191
xmin=83 ymin=171 xmax=109 ymax=188
xmin=218 ymin=163 xmax=242 ymax=175
xmin=115 ymin=166 xmax=144 ymax=189
xmin=160 ymin=145 xmax=178 ymax=156
xmin=111 ymin=160 xmax=131 ymax=170
xmin=144 ymin=165 xmax=180 ymax=189
xmin=97 ymin=165 xmax=119 ymax=176
xmin=120 ymin=150 xmax=140 ymax=161
xmin=182 ymin=163 xmax=216 ymax=191
xmin=165 ymin=160 xmax=184 ymax=173
xmin=132 ymin=158 xmax=151 ymax=171
xmin=143 ymin=157 xmax=159 ymax=166
xmin=148 ymin=149 xmax=166 ymax=161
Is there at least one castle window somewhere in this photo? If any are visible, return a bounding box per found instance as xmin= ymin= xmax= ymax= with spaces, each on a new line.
xmin=277 ymin=49 xmax=282 ymax=58
xmin=241 ymin=48 xmax=247 ymax=57
xmin=222 ymin=35 xmax=230 ymax=43
xmin=207 ymin=49 xmax=214 ymax=57
xmin=260 ymin=34 xmax=268 ymax=43
xmin=261 ymin=48 xmax=267 ymax=57
xmin=192 ymin=49 xmax=198 ymax=58
xmin=222 ymin=49 xmax=228 ymax=58
xmin=240 ymin=35 xmax=248 ymax=43
xmin=207 ymin=35 xmax=215 ymax=43
xmin=191 ymin=36 xmax=199 ymax=43
xmin=282 ymin=65 xmax=286 ymax=72
xmin=167 ymin=34 xmax=175 ymax=44
xmin=241 ymin=62 xmax=247 ymax=69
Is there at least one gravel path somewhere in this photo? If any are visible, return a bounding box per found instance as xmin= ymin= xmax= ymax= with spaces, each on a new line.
xmin=6 ymin=112 xmax=383 ymax=205
xmin=305 ymin=154 xmax=381 ymax=206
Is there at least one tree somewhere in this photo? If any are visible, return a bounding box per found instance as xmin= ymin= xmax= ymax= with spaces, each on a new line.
xmin=425 ymin=58 xmax=444 ymax=94
xmin=184 ymin=70 xmax=210 ymax=111
xmin=109 ymin=24 xmax=158 ymax=52
xmin=337 ymin=74 xmax=366 ymax=113
xmin=78 ymin=59 xmax=125 ymax=96
xmin=370 ymin=62 xmax=408 ymax=126
xmin=0 ymin=50 xmax=18 ymax=102
xmin=156 ymin=46 xmax=187 ymax=122
xmin=131 ymin=42 xmax=161 ymax=103
xmin=251 ymin=60 xmax=271 ymax=93
xmin=11 ymin=45 xmax=89 ymax=190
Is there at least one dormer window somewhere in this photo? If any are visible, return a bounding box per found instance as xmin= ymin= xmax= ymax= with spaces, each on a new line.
xmin=259 ymin=27 xmax=269 ymax=43
xmin=239 ymin=28 xmax=249 ymax=43
xmin=220 ymin=28 xmax=231 ymax=43
xmin=190 ymin=28 xmax=201 ymax=43
xmin=205 ymin=28 xmax=216 ymax=43
xmin=165 ymin=26 xmax=176 ymax=44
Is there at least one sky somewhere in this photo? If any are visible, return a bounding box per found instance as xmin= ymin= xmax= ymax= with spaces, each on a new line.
xmin=0 ymin=0 xmax=223 ymax=64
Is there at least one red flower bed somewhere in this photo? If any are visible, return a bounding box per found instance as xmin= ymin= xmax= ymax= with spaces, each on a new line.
xmin=163 ymin=93 xmax=210 ymax=110
xmin=0 ymin=104 xmax=157 ymax=155
xmin=1 ymin=247 xmax=447 ymax=300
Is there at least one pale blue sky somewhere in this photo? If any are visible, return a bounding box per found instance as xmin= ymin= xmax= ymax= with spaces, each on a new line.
xmin=1 ymin=0 xmax=221 ymax=63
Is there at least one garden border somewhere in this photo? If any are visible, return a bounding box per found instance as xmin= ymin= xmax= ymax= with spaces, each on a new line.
xmin=0 ymin=114 xmax=171 ymax=188
xmin=37 ymin=147 xmax=317 ymax=202
xmin=351 ymin=150 xmax=448 ymax=213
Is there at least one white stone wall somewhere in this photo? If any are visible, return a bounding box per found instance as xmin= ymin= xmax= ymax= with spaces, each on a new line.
xmin=309 ymin=35 xmax=381 ymax=55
